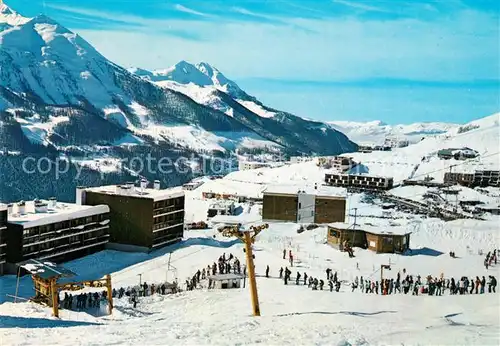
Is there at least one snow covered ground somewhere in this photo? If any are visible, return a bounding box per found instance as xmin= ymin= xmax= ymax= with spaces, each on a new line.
xmin=328 ymin=119 xmax=459 ymax=146
xmin=1 ymin=114 xmax=499 ymax=344
xmin=1 ymin=189 xmax=499 ymax=345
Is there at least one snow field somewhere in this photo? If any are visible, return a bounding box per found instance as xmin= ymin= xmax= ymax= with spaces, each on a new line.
xmin=1 ymin=215 xmax=499 ymax=345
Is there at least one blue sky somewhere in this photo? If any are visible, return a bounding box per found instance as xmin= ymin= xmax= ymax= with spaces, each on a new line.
xmin=7 ymin=0 xmax=500 ymax=124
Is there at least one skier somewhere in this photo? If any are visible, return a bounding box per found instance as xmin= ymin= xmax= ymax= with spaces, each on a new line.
xmin=283 ymin=249 xmax=286 ymax=259
xmin=279 ymin=267 xmax=284 ymax=278
xmin=266 ymin=265 xmax=270 ymax=278
xmin=296 ymin=272 xmax=301 ymax=285
xmin=313 ymin=278 xmax=319 ymax=290
xmin=319 ymin=279 xmax=324 ymax=290
xmin=489 ymin=275 xmax=497 ymax=293
xmin=328 ymin=280 xmax=333 ymax=292
xmin=289 ymin=252 xmax=294 ymax=267
xmin=326 ymin=268 xmax=331 ymax=280
xmin=303 ymin=272 xmax=308 ymax=285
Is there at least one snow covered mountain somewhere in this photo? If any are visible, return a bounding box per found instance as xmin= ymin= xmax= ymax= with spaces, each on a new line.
xmin=340 ymin=113 xmax=500 ymax=184
xmin=128 ymin=61 xmax=357 ymax=154
xmin=0 ymin=3 xmax=356 ymax=202
xmin=327 ymin=119 xmax=460 ymax=145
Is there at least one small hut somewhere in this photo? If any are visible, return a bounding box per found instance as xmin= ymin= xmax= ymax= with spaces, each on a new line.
xmin=208 ymin=273 xmax=246 ymax=289
xmin=327 ymin=222 xmax=411 ymax=254
xmin=327 ymin=223 xmax=367 ymax=251
xmin=363 ymin=224 xmax=411 ymax=254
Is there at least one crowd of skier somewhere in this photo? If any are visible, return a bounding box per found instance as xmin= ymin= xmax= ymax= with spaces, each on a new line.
xmin=484 ymin=249 xmax=497 ymax=270
xmin=266 ymin=264 xmax=498 ymax=296
xmin=185 ymin=252 xmax=246 ymax=291
xmin=61 ymin=291 xmax=108 ymax=310
xmin=268 ymin=249 xmax=499 ymax=296
xmin=63 ymin=246 xmax=498 ymax=311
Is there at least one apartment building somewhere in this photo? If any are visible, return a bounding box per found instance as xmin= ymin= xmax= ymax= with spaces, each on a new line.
xmin=325 ymin=173 xmax=394 ymax=190
xmin=80 ymin=180 xmax=185 ymax=251
xmin=262 ymin=185 xmax=346 ymax=224
xmin=4 ymin=199 xmax=110 ymax=271
xmin=444 ymin=170 xmax=499 ymax=187
xmin=238 ymin=161 xmax=271 ymax=171
xmin=0 ymin=204 xmax=7 ymax=274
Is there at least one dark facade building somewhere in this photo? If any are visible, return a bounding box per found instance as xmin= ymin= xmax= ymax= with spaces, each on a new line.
xmin=444 ymin=170 xmax=499 ymax=188
xmin=444 ymin=172 xmax=475 ymax=186
xmin=0 ymin=204 xmax=7 ymax=275
xmin=262 ymin=185 xmax=346 ymax=224
xmin=474 ymin=170 xmax=499 ymax=187
xmin=325 ymin=173 xmax=394 ymax=190
xmin=437 ymin=147 xmax=478 ymax=160
xmin=4 ymin=199 xmax=110 ymax=272
xmin=327 ymin=223 xmax=411 ymax=254
xmin=80 ymin=181 xmax=185 ymax=251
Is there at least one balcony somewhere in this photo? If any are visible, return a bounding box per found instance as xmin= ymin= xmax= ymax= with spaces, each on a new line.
xmin=37 ymin=238 xmax=109 ymax=261
xmin=23 ymin=225 xmax=109 ymax=248
xmin=152 ymin=222 xmax=184 ymax=233
xmin=153 ymin=208 xmax=184 ymax=218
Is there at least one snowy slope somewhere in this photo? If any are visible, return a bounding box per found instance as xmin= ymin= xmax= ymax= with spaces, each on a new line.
xmin=1 ymin=192 xmax=499 ymax=345
xmin=0 ymin=4 xmax=355 ymax=157
xmin=328 ymin=119 xmax=460 ymax=145
xmin=338 ymin=113 xmax=500 ymax=183
xmin=0 ymin=2 xmax=29 ymax=26
xmin=0 ymin=5 xmax=284 ymax=156
xmin=1 ymin=148 xmax=500 ymax=344
xmin=130 ymin=61 xmax=357 ymax=155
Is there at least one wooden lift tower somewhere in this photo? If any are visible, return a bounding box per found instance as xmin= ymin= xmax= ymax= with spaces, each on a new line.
xmin=220 ymin=223 xmax=268 ymax=316
xmin=17 ymin=259 xmax=113 ymax=318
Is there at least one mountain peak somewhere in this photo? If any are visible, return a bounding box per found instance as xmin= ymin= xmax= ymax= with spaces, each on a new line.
xmin=0 ymin=2 xmax=29 ymax=26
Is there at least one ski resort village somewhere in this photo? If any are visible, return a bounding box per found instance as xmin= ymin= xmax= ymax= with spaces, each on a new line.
xmin=0 ymin=111 xmax=499 ymax=345
xmin=0 ymin=2 xmax=500 ymax=345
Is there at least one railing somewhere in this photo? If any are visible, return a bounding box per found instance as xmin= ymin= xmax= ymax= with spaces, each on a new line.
xmin=153 ymin=222 xmax=184 ymax=233
xmin=23 ymin=226 xmax=109 ymax=247
xmin=153 ymin=208 xmax=184 ymax=218
xmin=37 ymin=239 xmax=109 ymax=260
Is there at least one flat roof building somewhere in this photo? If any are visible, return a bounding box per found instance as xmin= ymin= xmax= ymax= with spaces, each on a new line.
xmin=208 ymin=273 xmax=246 ymax=289
xmin=325 ymin=173 xmax=394 ymax=190
xmin=327 ymin=222 xmax=411 ymax=254
xmin=262 ymin=184 xmax=346 ymax=224
xmin=238 ymin=161 xmax=271 ymax=171
xmin=0 ymin=204 xmax=7 ymax=274
xmin=207 ymin=200 xmax=235 ymax=218
xmin=80 ymin=180 xmax=185 ymax=251
xmin=209 ymin=214 xmax=261 ymax=228
xmin=4 ymin=199 xmax=110 ymax=272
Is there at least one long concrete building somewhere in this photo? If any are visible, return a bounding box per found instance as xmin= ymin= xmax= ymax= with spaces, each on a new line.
xmin=444 ymin=170 xmax=499 ymax=187
xmin=262 ymin=185 xmax=346 ymax=224
xmin=325 ymin=173 xmax=394 ymax=190
xmin=4 ymin=199 xmax=110 ymax=272
xmin=79 ymin=180 xmax=185 ymax=251
xmin=0 ymin=204 xmax=7 ymax=275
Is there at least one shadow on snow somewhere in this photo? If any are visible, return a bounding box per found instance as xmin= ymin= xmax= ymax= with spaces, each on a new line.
xmin=404 ymin=247 xmax=444 ymax=257
xmin=0 ymin=236 xmax=240 ymax=304
xmin=0 ymin=315 xmax=102 ymax=328
xmin=275 ymin=310 xmax=397 ymax=317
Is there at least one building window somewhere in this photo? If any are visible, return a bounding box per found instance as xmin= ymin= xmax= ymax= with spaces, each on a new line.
xmin=329 ymin=230 xmax=339 ymax=237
